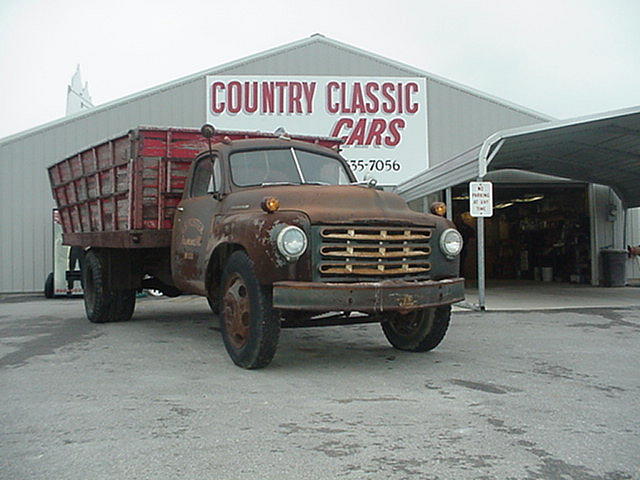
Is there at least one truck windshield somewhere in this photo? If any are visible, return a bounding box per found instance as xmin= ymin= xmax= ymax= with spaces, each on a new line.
xmin=230 ymin=148 xmax=352 ymax=187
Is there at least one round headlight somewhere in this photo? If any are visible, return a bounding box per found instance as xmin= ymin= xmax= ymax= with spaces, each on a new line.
xmin=439 ymin=228 xmax=463 ymax=258
xmin=276 ymin=226 xmax=307 ymax=261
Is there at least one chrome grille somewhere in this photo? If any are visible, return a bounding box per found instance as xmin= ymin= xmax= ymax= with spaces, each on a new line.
xmin=316 ymin=226 xmax=432 ymax=282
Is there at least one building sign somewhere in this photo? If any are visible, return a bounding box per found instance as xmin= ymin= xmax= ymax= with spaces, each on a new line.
xmin=206 ymin=76 xmax=428 ymax=184
xmin=469 ymin=181 xmax=493 ymax=217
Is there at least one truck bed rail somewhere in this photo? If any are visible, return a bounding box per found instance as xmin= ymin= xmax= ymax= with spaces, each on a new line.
xmin=48 ymin=126 xmax=342 ymax=248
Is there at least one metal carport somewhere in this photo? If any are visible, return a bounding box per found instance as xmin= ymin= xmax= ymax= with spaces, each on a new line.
xmin=397 ymin=105 xmax=640 ymax=309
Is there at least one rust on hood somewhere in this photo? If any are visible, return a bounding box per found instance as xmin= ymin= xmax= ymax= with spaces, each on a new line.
xmin=220 ymin=185 xmax=438 ymax=226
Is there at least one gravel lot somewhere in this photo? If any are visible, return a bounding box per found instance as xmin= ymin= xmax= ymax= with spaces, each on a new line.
xmin=1 ymin=295 xmax=639 ymax=479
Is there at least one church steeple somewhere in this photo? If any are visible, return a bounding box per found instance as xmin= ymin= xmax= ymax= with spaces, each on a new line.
xmin=66 ymin=65 xmax=94 ymax=115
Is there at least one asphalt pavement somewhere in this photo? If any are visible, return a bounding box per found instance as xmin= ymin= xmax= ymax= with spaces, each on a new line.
xmin=1 ymin=295 xmax=639 ymax=479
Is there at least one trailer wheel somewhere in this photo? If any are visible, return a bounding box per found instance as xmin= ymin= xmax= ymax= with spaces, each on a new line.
xmin=44 ymin=272 xmax=54 ymax=299
xmin=82 ymin=250 xmax=136 ymax=323
xmin=381 ymin=306 xmax=451 ymax=352
xmin=219 ymin=251 xmax=280 ymax=369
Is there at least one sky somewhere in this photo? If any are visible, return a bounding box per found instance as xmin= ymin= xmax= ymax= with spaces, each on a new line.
xmin=1 ymin=0 xmax=639 ymax=139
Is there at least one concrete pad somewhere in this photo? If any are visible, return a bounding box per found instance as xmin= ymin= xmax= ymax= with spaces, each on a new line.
xmin=456 ymin=280 xmax=640 ymax=311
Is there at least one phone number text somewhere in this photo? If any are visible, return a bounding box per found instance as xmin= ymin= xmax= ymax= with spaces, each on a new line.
xmin=347 ymin=159 xmax=401 ymax=172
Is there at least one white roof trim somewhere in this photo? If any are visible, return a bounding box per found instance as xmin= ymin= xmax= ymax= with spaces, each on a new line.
xmin=1 ymin=34 xmax=552 ymax=147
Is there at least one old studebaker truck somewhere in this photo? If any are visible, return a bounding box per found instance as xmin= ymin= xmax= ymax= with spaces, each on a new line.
xmin=48 ymin=125 xmax=464 ymax=368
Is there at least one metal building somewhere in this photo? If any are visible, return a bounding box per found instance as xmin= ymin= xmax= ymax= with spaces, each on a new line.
xmin=0 ymin=34 xmax=636 ymax=293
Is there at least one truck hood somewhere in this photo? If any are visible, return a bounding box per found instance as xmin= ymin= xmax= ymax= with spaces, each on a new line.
xmin=226 ymin=185 xmax=437 ymax=226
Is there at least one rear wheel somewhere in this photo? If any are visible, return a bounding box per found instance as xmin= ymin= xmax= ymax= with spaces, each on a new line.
xmin=82 ymin=250 xmax=136 ymax=323
xmin=381 ymin=306 xmax=451 ymax=352
xmin=44 ymin=272 xmax=54 ymax=298
xmin=219 ymin=251 xmax=280 ymax=369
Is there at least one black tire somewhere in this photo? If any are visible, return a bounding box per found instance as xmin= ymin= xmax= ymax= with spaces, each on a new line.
xmin=206 ymin=295 xmax=219 ymax=315
xmin=219 ymin=251 xmax=280 ymax=369
xmin=82 ymin=250 xmax=136 ymax=323
xmin=44 ymin=272 xmax=54 ymax=298
xmin=381 ymin=306 xmax=451 ymax=352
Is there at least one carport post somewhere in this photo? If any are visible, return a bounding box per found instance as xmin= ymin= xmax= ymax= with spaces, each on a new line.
xmin=475 ymin=139 xmax=503 ymax=311
xmin=477 ymin=214 xmax=486 ymax=310
xmin=623 ymin=207 xmax=628 ymax=249
xmin=445 ymin=187 xmax=453 ymax=221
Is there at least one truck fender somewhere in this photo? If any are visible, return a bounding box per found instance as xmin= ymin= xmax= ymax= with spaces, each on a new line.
xmin=205 ymin=242 xmax=245 ymax=302
xmin=204 ymin=211 xmax=312 ymax=289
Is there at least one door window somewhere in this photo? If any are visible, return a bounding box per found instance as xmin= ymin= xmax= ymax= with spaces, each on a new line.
xmin=190 ymin=157 xmax=218 ymax=197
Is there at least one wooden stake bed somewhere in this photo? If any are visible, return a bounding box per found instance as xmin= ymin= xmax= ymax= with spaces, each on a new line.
xmin=47 ymin=126 xmax=340 ymax=248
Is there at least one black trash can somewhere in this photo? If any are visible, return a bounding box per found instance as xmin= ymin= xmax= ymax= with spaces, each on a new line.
xmin=601 ymin=249 xmax=627 ymax=287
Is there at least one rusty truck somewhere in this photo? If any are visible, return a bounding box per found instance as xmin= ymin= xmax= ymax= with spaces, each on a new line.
xmin=47 ymin=125 xmax=464 ymax=368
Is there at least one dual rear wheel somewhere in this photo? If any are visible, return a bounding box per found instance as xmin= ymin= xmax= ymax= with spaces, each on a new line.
xmin=82 ymin=250 xmax=136 ymax=323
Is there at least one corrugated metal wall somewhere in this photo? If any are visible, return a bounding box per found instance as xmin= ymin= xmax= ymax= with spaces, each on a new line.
xmin=0 ymin=38 xmax=551 ymax=293
xmin=426 ymin=80 xmax=546 ymax=165
xmin=0 ymin=79 xmax=205 ymax=293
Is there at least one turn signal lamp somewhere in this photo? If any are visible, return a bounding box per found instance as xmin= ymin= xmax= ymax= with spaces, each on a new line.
xmin=430 ymin=201 xmax=447 ymax=217
xmin=261 ymin=197 xmax=280 ymax=213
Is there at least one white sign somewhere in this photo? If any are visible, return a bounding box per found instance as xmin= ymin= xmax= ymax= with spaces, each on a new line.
xmin=206 ymin=76 xmax=428 ymax=184
xmin=470 ymin=182 xmax=493 ymax=217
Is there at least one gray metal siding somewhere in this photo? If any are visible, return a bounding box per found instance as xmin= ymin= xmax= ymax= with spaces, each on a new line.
xmin=0 ymin=79 xmax=207 ymax=293
xmin=218 ymin=42 xmax=413 ymax=76
xmin=426 ymin=80 xmax=546 ymax=166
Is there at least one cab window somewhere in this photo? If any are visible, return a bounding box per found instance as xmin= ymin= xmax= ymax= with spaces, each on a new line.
xmin=190 ymin=157 xmax=218 ymax=197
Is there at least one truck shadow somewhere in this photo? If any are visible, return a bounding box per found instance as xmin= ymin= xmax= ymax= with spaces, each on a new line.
xmin=274 ymin=325 xmax=451 ymax=371
xmin=128 ymin=297 xmax=454 ymax=371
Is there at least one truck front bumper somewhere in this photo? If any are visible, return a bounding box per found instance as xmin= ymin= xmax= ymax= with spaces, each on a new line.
xmin=272 ymin=278 xmax=464 ymax=313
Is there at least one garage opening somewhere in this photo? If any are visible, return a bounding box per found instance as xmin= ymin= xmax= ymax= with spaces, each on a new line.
xmin=452 ymin=183 xmax=591 ymax=284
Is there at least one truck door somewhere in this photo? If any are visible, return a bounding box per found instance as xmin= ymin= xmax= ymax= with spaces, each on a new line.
xmin=171 ymin=155 xmax=222 ymax=294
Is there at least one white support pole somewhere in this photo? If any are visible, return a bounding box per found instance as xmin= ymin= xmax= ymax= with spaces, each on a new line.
xmin=588 ymin=184 xmax=599 ymax=286
xmin=623 ymin=207 xmax=628 ymax=249
xmin=445 ymin=187 xmax=453 ymax=221
xmin=474 ymin=141 xmax=503 ymax=311
xmin=477 ymin=209 xmax=486 ymax=311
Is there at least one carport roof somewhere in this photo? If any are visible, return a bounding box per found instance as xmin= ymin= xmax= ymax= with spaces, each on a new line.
xmin=398 ymin=105 xmax=640 ymax=208
xmin=480 ymin=105 xmax=640 ymax=208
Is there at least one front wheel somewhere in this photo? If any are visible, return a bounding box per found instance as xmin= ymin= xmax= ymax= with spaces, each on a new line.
xmin=219 ymin=251 xmax=280 ymax=369
xmin=381 ymin=306 xmax=451 ymax=352
xmin=82 ymin=250 xmax=136 ymax=323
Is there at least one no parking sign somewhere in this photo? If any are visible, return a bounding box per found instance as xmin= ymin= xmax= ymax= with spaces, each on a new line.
xmin=469 ymin=182 xmax=493 ymax=217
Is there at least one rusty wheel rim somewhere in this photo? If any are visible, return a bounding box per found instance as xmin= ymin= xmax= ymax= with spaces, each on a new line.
xmin=223 ymin=273 xmax=251 ymax=349
xmin=388 ymin=311 xmax=430 ymax=337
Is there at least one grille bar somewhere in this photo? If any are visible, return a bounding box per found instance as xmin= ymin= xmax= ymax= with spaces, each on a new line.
xmin=321 ymin=227 xmax=431 ymax=242
xmin=320 ymin=262 xmax=431 ymax=276
xmin=317 ymin=225 xmax=433 ymax=282
xmin=320 ymin=245 xmax=431 ymax=259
